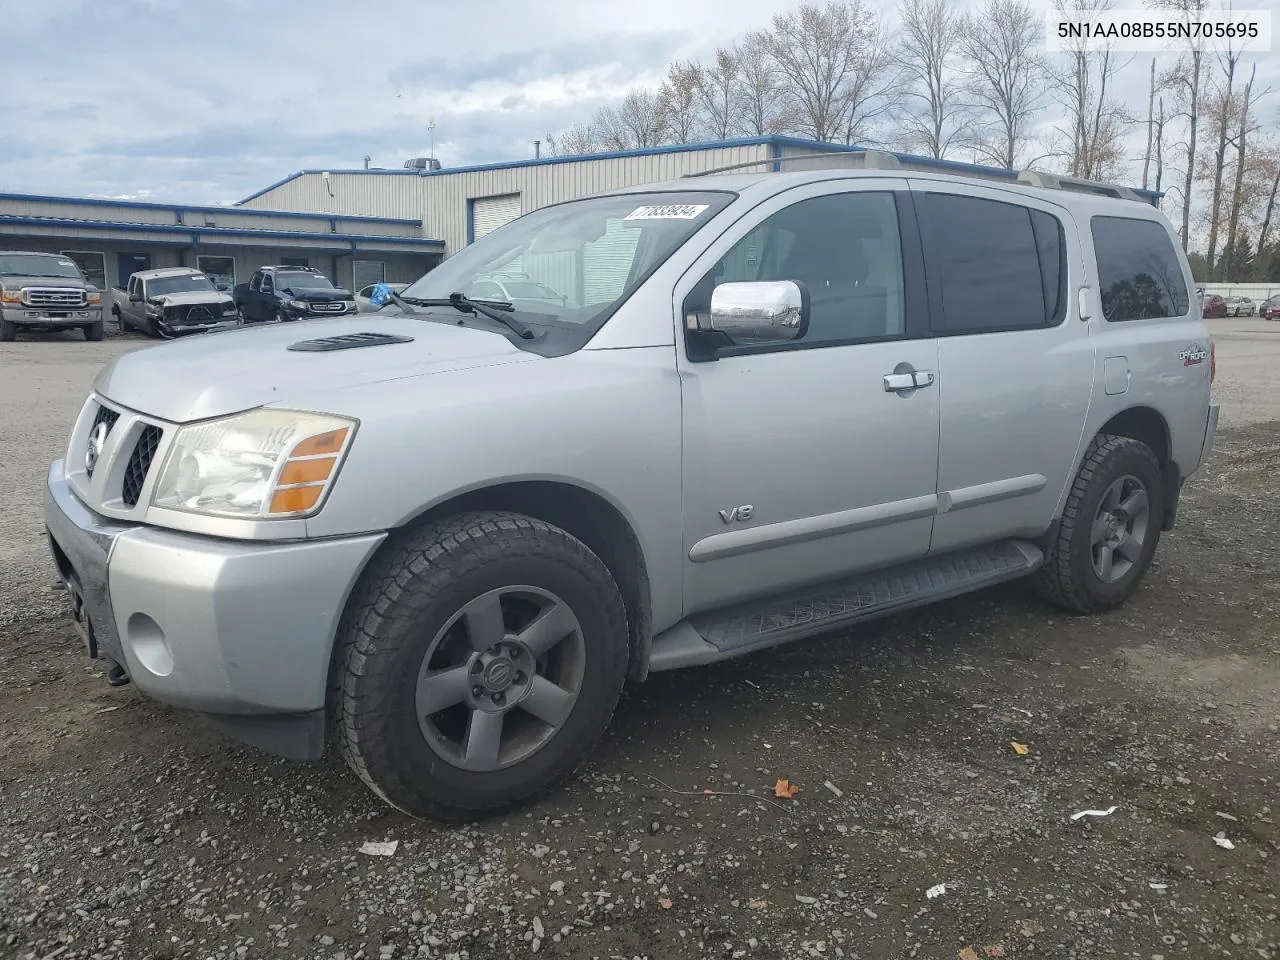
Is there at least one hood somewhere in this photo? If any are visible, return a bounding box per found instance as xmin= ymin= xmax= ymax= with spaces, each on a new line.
xmin=0 ymin=274 xmax=88 ymax=289
xmin=153 ymin=291 xmax=235 ymax=307
xmin=92 ymin=313 xmax=536 ymax=423
xmin=283 ymin=285 xmax=352 ymax=300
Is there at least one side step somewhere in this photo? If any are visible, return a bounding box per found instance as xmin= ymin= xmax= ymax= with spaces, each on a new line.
xmin=648 ymin=540 xmax=1043 ymax=672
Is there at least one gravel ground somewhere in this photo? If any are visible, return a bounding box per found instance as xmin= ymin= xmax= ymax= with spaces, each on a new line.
xmin=1 ymin=319 xmax=1278 ymax=960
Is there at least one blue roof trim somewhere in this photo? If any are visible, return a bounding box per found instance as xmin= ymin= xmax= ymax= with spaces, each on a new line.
xmin=0 ymin=190 xmax=421 ymax=226
xmin=0 ymin=214 xmax=443 ymax=248
xmin=238 ymin=134 xmax=1160 ymax=205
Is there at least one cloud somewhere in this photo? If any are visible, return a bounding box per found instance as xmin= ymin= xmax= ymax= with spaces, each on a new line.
xmin=0 ymin=0 xmax=1275 ymax=215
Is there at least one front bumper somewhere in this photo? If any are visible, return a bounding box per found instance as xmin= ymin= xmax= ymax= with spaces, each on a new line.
xmin=44 ymin=460 xmax=386 ymax=756
xmin=4 ymin=304 xmax=102 ymax=327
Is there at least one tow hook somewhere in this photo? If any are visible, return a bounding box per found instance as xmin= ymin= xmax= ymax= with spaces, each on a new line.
xmin=105 ymin=660 xmax=130 ymax=687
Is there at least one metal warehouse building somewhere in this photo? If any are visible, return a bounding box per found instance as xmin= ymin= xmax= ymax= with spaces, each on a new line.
xmin=2 ymin=136 xmax=1160 ymax=300
xmin=0 ymin=194 xmax=444 ymax=296
xmin=239 ymin=135 xmax=1159 ymax=258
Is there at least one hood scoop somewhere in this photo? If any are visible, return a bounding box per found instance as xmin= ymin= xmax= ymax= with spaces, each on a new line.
xmin=287 ymin=331 xmax=415 ymax=352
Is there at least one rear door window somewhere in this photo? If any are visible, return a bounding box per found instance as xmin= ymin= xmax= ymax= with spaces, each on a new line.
xmin=1090 ymin=216 xmax=1190 ymax=321
xmin=918 ymin=192 xmax=1067 ymax=334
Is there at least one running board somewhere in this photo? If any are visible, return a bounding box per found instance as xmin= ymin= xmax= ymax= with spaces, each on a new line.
xmin=648 ymin=540 xmax=1043 ymax=672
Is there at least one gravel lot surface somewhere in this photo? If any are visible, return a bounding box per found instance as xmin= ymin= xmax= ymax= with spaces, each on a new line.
xmin=2 ymin=319 xmax=1277 ymax=960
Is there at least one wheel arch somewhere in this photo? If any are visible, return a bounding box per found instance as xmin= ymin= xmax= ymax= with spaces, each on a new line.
xmin=351 ymin=479 xmax=654 ymax=684
xmin=1073 ymin=405 xmax=1179 ymax=531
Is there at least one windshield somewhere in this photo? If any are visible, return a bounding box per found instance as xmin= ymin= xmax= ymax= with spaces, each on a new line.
xmin=278 ymin=272 xmax=334 ymax=291
xmin=398 ymin=191 xmax=734 ymax=330
xmin=0 ymin=253 xmax=85 ymax=279
xmin=147 ymin=274 xmax=216 ymax=297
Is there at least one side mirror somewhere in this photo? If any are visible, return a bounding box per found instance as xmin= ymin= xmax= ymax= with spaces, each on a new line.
xmin=128 ymin=293 xmax=142 ymax=303
xmin=708 ymin=280 xmax=807 ymax=342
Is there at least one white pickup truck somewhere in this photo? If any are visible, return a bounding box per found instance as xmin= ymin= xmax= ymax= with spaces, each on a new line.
xmin=112 ymin=267 xmax=239 ymax=339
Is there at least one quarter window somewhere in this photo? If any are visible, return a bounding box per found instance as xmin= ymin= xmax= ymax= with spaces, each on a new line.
xmin=920 ymin=192 xmax=1067 ymax=334
xmin=1090 ymin=215 xmax=1190 ymax=322
xmin=685 ymin=191 xmax=906 ymax=346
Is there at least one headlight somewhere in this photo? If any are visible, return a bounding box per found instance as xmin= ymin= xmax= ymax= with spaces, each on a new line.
xmin=150 ymin=409 xmax=357 ymax=519
xmin=290 ymin=299 xmax=309 ymax=310
xmin=145 ymin=302 xmax=162 ymax=316
xmin=86 ymin=291 xmax=102 ymax=305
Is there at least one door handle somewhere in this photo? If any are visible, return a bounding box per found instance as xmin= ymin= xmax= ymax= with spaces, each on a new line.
xmin=883 ymin=370 xmax=935 ymax=392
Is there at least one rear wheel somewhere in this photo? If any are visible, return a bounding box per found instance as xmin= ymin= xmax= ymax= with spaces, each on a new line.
xmin=1031 ymin=434 xmax=1164 ymax=614
xmin=333 ymin=511 xmax=629 ymax=821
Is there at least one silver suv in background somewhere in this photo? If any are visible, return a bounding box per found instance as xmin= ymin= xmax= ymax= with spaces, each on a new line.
xmin=0 ymin=250 xmax=104 ymax=341
xmin=45 ymin=154 xmax=1218 ymax=821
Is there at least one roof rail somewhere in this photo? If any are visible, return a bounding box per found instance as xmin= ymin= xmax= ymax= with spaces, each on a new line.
xmin=683 ymin=149 xmax=903 ymax=178
xmin=1016 ymin=169 xmax=1150 ymax=204
xmin=680 ymin=145 xmax=1158 ymax=206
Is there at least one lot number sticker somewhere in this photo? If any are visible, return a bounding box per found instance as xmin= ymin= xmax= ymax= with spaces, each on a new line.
xmin=624 ymin=204 xmax=710 ymax=220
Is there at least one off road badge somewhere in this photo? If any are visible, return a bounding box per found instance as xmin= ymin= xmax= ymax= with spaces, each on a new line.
xmin=1179 ymin=344 xmax=1208 ymax=367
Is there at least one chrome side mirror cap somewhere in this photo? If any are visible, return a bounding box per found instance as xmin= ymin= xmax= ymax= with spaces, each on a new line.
xmin=708 ymin=280 xmax=808 ymax=342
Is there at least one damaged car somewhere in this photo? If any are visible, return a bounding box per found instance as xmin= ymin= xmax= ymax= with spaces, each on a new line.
xmin=113 ymin=267 xmax=240 ymax=339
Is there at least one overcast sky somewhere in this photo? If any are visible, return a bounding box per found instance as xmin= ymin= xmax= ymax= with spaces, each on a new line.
xmin=0 ymin=0 xmax=1275 ymax=207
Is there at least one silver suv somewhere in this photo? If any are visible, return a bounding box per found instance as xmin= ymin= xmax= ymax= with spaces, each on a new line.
xmin=44 ymin=157 xmax=1219 ymax=820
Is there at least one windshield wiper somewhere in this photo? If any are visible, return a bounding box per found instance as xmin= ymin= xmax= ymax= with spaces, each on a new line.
xmin=401 ymin=292 xmax=535 ymax=339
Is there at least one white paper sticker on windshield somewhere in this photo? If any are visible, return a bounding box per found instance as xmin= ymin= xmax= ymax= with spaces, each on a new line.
xmin=57 ymin=259 xmax=75 ymax=267
xmin=624 ymin=203 xmax=710 ymax=220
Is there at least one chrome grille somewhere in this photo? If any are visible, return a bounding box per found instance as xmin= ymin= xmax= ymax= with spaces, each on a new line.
xmin=122 ymin=425 xmax=163 ymax=507
xmin=309 ymin=301 xmax=347 ymax=312
xmin=24 ymin=287 xmax=87 ymax=308
xmin=91 ymin=403 xmax=119 ymax=436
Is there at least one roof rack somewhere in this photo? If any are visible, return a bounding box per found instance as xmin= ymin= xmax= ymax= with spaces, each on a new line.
xmin=683 ymin=147 xmax=1158 ymax=206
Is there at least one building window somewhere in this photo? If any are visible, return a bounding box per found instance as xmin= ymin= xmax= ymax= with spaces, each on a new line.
xmin=61 ymin=250 xmax=106 ymax=289
xmin=352 ymin=259 xmax=385 ymax=292
xmin=197 ymin=255 xmax=236 ymax=291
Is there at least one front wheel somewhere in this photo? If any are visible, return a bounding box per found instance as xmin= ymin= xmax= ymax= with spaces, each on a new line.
xmin=1031 ymin=434 xmax=1165 ymax=614
xmin=83 ymin=320 xmax=104 ymax=341
xmin=333 ymin=512 xmax=629 ymax=821
xmin=0 ymin=317 xmax=16 ymax=342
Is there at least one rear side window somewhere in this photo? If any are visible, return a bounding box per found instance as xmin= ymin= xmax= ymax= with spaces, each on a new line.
xmin=1091 ymin=216 xmax=1190 ymax=321
xmin=920 ymin=193 xmax=1067 ymax=334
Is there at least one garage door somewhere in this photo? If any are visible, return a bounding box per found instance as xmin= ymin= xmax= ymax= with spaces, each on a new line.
xmin=471 ymin=193 xmax=522 ymax=242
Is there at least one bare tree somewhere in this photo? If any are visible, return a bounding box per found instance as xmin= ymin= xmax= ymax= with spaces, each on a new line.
xmin=892 ymin=0 xmax=968 ymax=157
xmin=593 ymin=89 xmax=666 ymax=150
xmin=545 ymin=123 xmax=598 ymax=157
xmin=1143 ymin=58 xmax=1158 ymax=189
xmin=1257 ymin=156 xmax=1280 ymax=270
xmin=736 ymin=31 xmax=789 ymax=135
xmin=1149 ymin=0 xmax=1208 ymax=249
xmin=695 ymin=49 xmax=741 ymax=140
xmin=1222 ymin=63 xmax=1267 ymax=281
xmin=658 ymin=61 xmax=703 ymax=144
xmin=1203 ymin=23 xmax=1245 ymax=276
xmin=958 ymin=0 xmax=1048 ymax=169
xmin=1154 ymin=96 xmax=1167 ymax=193
xmin=765 ymin=0 xmax=893 ymax=144
xmin=1050 ymin=0 xmax=1134 ymax=181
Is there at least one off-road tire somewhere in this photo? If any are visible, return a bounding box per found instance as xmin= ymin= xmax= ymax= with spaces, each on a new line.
xmin=1031 ymin=434 xmax=1165 ymax=614
xmin=83 ymin=320 xmax=104 ymax=341
xmin=332 ymin=511 xmax=629 ymax=821
xmin=0 ymin=317 xmax=15 ymax=341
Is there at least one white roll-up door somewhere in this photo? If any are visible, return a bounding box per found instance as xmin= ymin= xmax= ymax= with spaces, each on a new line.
xmin=470 ymin=193 xmax=522 ymax=242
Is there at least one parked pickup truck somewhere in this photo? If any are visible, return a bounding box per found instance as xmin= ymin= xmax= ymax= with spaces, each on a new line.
xmin=112 ymin=267 xmax=240 ymax=339
xmin=45 ymin=158 xmax=1218 ymax=822
xmin=234 ymin=265 xmax=357 ymax=323
xmin=0 ymin=250 xmax=104 ymax=341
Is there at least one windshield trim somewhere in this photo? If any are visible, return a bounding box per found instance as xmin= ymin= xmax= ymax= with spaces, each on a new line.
xmin=398 ymin=188 xmax=738 ymax=357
